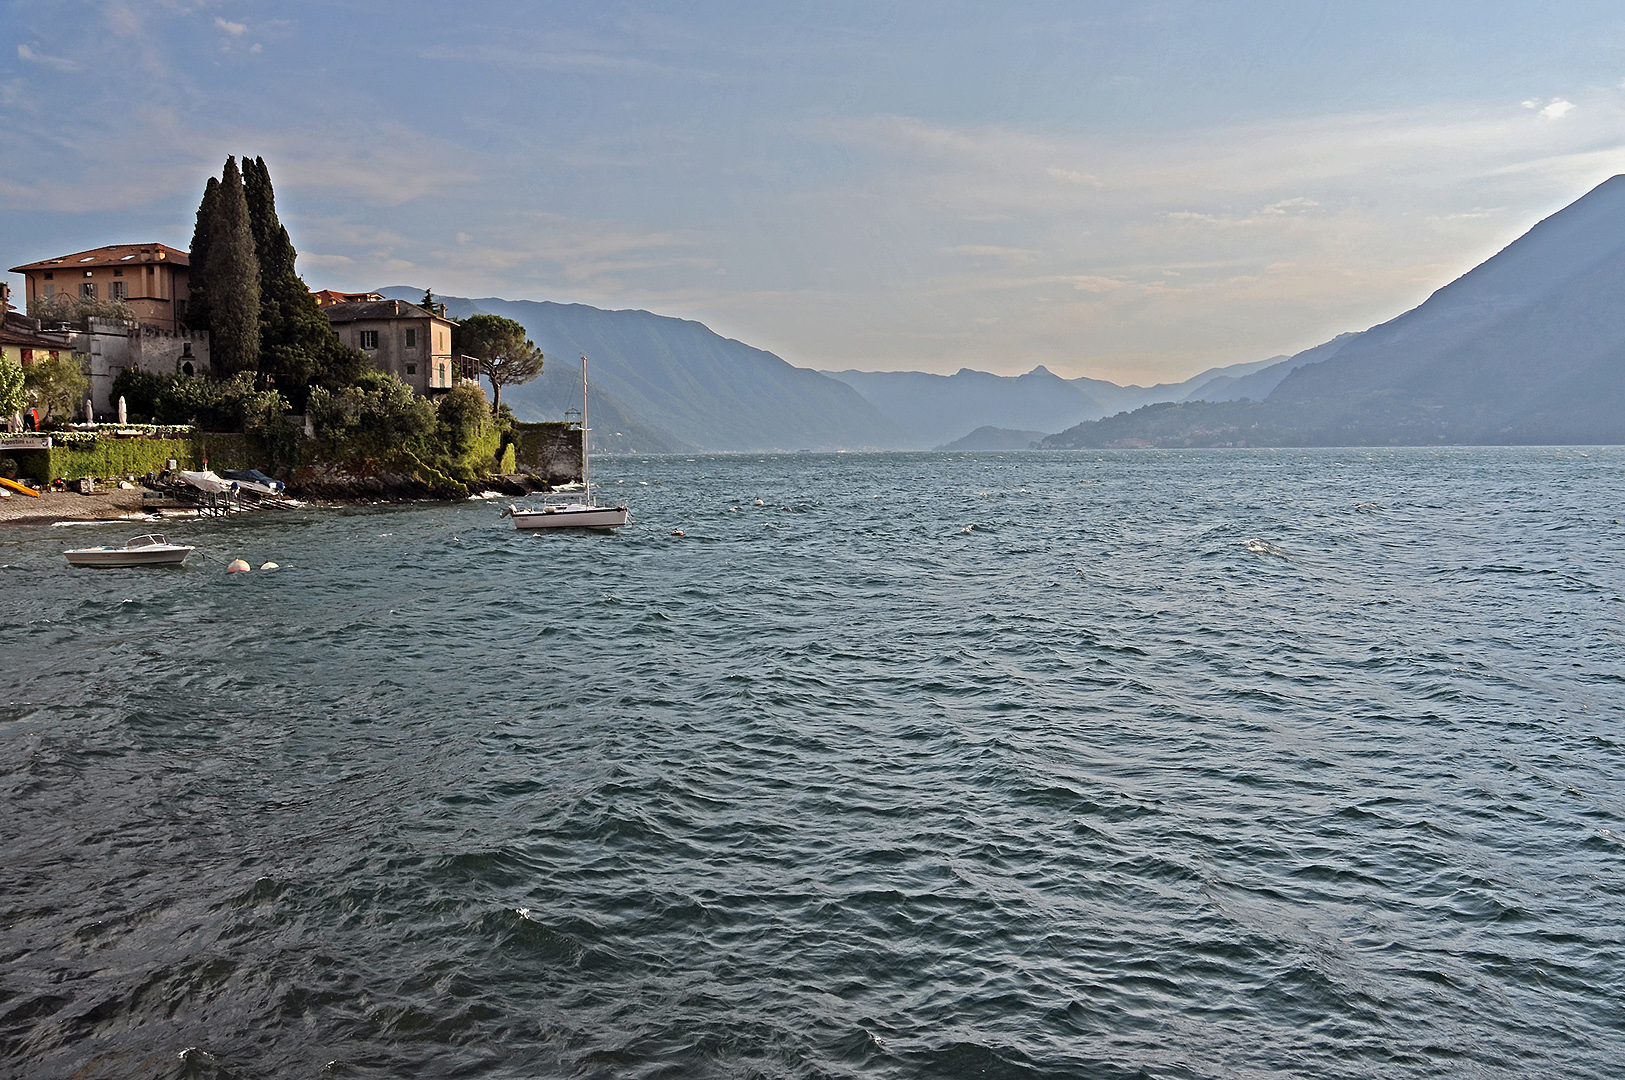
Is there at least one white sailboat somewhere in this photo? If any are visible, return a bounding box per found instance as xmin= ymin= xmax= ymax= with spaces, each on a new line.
xmin=508 ymin=355 xmax=629 ymax=531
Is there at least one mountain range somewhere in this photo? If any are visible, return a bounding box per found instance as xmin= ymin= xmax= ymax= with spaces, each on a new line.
xmin=381 ymin=175 xmax=1625 ymax=452
xmin=1045 ymin=175 xmax=1625 ymax=448
xmin=377 ymin=289 xmax=1282 ymax=451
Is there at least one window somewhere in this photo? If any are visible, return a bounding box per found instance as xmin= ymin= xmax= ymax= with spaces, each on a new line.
xmin=176 ymin=299 xmax=187 ymax=320
xmin=406 ymin=364 xmax=417 ymax=375
xmin=42 ymin=271 xmax=53 ymax=281
xmin=113 ymin=268 xmax=123 ymax=277
xmin=440 ymin=363 xmax=447 ymax=385
xmin=110 ymin=281 xmax=126 ymax=301
xmin=405 ymin=328 xmax=417 ymax=349
xmin=20 ymin=349 xmax=32 ymax=363
xmin=81 ymin=282 xmax=97 ymax=299
xmin=359 ymin=330 xmax=379 ymax=349
xmin=84 ymin=270 xmax=93 ymax=278
xmin=44 ymin=285 xmax=54 ymax=298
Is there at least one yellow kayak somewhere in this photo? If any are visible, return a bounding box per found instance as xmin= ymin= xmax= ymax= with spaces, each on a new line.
xmin=0 ymin=477 xmax=41 ymax=497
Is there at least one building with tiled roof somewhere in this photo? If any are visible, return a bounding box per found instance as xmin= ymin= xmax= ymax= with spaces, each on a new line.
xmin=323 ymin=299 xmax=460 ymax=394
xmin=10 ymin=244 xmax=191 ymax=331
xmin=311 ymin=289 xmax=384 ymax=308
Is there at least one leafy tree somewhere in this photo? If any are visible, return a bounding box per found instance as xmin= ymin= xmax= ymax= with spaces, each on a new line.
xmin=452 ymin=313 xmax=542 ymax=415
xmin=23 ymin=356 xmax=88 ymax=422
xmin=0 ymin=356 xmax=25 ymax=419
xmin=242 ymin=383 xmax=300 ymax=468
xmin=186 ymin=175 xmax=220 ymax=333
xmin=203 ymin=156 xmax=261 ymax=376
xmin=111 ymin=368 xmax=285 ymax=432
xmin=434 ymin=383 xmax=491 ymax=458
xmin=307 ymin=371 xmax=437 ymax=461
xmin=28 ymin=293 xmax=133 ymax=326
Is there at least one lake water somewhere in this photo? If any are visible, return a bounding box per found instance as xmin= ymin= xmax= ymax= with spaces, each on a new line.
xmin=2 ymin=448 xmax=1622 ymax=1079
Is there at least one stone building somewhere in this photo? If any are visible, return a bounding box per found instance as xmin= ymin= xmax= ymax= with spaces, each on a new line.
xmin=322 ymin=298 xmax=459 ymax=395
xmin=6 ymin=244 xmax=212 ymax=418
xmin=11 ymin=243 xmax=192 ymax=330
xmin=72 ymin=319 xmax=211 ymax=416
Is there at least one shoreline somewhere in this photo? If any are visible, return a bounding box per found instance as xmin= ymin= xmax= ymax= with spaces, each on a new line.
xmin=0 ymin=488 xmax=154 ymax=528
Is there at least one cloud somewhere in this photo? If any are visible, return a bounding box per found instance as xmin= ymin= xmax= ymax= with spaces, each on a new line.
xmin=1067 ymin=276 xmax=1128 ymax=293
xmin=775 ymin=95 xmax=1625 ymax=376
xmin=253 ymin=124 xmax=478 ymax=204
xmin=416 ymin=43 xmax=710 ymax=79
xmin=215 ymin=17 xmax=247 ymax=37
xmin=16 ymin=44 xmax=79 ymax=72
xmin=1261 ymin=197 xmax=1318 ymax=214
xmin=939 ymin=245 xmax=1039 ymax=261
xmin=1524 ymin=97 xmax=1575 ymax=119
xmin=1047 ymin=168 xmax=1102 ymax=186
xmin=296 ymin=252 xmax=355 ymax=267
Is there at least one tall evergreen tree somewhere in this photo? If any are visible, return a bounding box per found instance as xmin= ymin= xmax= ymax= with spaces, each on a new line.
xmin=239 ymin=155 xmax=363 ymax=403
xmin=185 ymin=176 xmax=220 ymax=333
xmin=209 ymin=156 xmax=262 ymax=376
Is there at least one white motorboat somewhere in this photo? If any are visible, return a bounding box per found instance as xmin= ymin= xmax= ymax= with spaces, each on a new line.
xmin=510 ymin=355 xmax=628 ymax=531
xmin=176 ymin=470 xmax=237 ymax=495
xmin=63 ymin=533 xmax=194 ymax=568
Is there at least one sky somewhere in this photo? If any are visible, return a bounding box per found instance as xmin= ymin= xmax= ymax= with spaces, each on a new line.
xmin=5 ymin=2 xmax=1625 ymax=384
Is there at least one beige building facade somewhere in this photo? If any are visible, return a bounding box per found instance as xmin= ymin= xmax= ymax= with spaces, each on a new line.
xmin=323 ymin=298 xmax=459 ymax=395
xmin=10 ymin=243 xmax=192 ymax=331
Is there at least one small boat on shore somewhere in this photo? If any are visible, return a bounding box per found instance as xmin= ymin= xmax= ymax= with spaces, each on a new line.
xmin=63 ymin=533 xmax=194 ymax=568
xmin=509 ymin=356 xmax=628 ymax=531
xmin=0 ymin=477 xmax=40 ymax=497
xmin=176 ymin=470 xmax=237 ymax=495
xmin=220 ymin=469 xmax=286 ymax=496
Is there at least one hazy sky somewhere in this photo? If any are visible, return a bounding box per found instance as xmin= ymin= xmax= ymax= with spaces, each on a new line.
xmin=6 ymin=2 xmax=1625 ymax=382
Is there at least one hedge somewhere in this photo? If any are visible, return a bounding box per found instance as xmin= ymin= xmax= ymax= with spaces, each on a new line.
xmin=9 ymin=433 xmax=255 ymax=483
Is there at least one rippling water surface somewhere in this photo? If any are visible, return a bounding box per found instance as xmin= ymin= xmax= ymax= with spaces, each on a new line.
xmin=3 ymin=448 xmax=1623 ymax=1079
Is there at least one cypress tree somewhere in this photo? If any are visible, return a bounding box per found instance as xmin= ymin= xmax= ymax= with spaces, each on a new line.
xmin=242 ymin=156 xmax=365 ymax=403
xmin=185 ymin=176 xmax=220 ymax=334
xmin=243 ymin=157 xmax=292 ymax=281
xmin=209 ymin=156 xmax=261 ymax=376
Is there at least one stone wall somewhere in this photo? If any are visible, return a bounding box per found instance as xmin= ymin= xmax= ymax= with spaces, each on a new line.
xmin=73 ymin=320 xmax=211 ymax=418
xmin=510 ymin=422 xmax=582 ymax=485
xmin=128 ymin=324 xmax=210 ymax=379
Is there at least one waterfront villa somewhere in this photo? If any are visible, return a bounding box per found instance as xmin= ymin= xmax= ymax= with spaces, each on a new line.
xmin=321 ymin=298 xmax=460 ymax=394
xmin=5 ymin=247 xmax=211 ymax=419
xmin=10 ymin=244 xmax=192 ymax=331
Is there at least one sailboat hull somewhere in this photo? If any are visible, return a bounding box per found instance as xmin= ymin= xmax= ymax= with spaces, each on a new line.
xmin=511 ymin=504 xmax=629 ymax=530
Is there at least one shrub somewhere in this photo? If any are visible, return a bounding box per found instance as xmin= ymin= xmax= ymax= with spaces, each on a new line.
xmin=111 ymin=369 xmax=286 ymax=432
xmin=0 ymin=355 xmax=25 ymax=417
xmin=307 ymin=371 xmax=437 ymax=462
xmin=28 ymin=293 xmax=132 ymax=326
xmin=24 ymin=356 xmax=88 ymax=422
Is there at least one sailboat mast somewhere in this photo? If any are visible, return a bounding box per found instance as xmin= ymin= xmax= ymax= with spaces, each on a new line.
xmin=580 ymin=355 xmax=590 ymax=504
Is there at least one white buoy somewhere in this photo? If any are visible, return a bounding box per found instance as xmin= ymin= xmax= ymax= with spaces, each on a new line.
xmin=259 ymin=562 xmax=278 ymax=570
xmin=227 ymin=559 xmax=251 ymax=573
